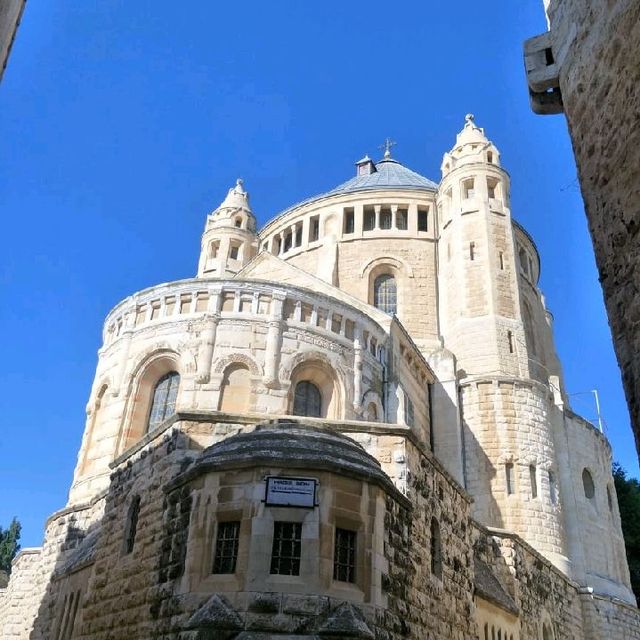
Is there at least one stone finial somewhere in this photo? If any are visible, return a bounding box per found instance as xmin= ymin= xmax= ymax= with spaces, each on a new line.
xmin=217 ymin=177 xmax=252 ymax=213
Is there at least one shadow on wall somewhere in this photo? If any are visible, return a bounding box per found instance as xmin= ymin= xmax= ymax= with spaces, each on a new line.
xmin=462 ymin=414 xmax=504 ymax=529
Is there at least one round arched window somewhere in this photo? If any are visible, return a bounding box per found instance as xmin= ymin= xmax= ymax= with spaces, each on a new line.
xmin=582 ymin=468 xmax=595 ymax=499
xmin=292 ymin=381 xmax=322 ymax=418
xmin=373 ymin=274 xmax=397 ymax=315
xmin=146 ymin=371 xmax=180 ymax=433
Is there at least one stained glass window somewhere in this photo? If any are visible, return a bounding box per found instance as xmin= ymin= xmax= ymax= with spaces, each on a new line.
xmin=373 ymin=274 xmax=397 ymax=315
xmin=147 ymin=372 xmax=179 ymax=432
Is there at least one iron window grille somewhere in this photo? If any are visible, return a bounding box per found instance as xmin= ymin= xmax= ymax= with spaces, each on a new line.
xmin=270 ymin=522 xmax=302 ymax=576
xmin=212 ymin=521 xmax=240 ymax=574
xmin=333 ymin=527 xmax=357 ymax=583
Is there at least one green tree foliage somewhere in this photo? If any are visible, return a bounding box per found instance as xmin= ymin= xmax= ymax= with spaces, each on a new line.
xmin=612 ymin=463 xmax=640 ymax=603
xmin=0 ymin=517 xmax=21 ymax=575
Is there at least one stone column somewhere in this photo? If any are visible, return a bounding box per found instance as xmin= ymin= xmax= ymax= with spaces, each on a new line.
xmin=113 ymin=310 xmax=135 ymax=397
xmin=353 ymin=328 xmax=363 ymax=414
xmin=264 ymin=292 xmax=285 ymax=388
xmin=196 ymin=290 xmax=221 ymax=384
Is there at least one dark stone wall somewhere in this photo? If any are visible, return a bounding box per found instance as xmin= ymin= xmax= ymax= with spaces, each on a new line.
xmin=545 ymin=1 xmax=640 ymax=458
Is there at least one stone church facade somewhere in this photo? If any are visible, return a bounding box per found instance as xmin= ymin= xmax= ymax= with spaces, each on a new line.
xmin=1 ymin=116 xmax=639 ymax=639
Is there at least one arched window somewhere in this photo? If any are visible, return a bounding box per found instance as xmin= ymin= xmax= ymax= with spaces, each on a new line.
xmin=146 ymin=372 xmax=179 ymax=432
xmin=293 ymin=381 xmax=322 ymax=418
xmin=218 ymin=363 xmax=251 ymax=413
xmin=374 ymin=274 xmax=397 ymax=315
xmin=430 ymin=517 xmax=442 ymax=578
xmin=582 ymin=468 xmax=595 ymax=499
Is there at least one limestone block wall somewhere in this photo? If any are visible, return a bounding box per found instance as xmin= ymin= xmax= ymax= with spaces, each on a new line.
xmin=0 ymin=549 xmax=42 ymax=640
xmin=37 ymin=417 xmax=477 ymax=640
xmin=70 ymin=278 xmax=405 ymax=506
xmin=563 ymin=411 xmax=634 ymax=601
xmin=0 ymin=495 xmax=105 ymax=640
xmin=257 ymin=191 xmax=441 ymax=354
xmin=460 ymin=378 xmax=570 ymax=570
xmin=536 ymin=0 xmax=640 ymax=453
xmin=473 ymin=524 xmax=586 ymax=640
xmin=382 ymin=441 xmax=476 ymax=639
xmin=437 ymin=160 xmax=527 ymax=381
xmin=580 ymin=594 xmax=640 ymax=640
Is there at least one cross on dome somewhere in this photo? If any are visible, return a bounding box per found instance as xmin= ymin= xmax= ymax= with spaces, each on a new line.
xmin=379 ymin=137 xmax=397 ymax=159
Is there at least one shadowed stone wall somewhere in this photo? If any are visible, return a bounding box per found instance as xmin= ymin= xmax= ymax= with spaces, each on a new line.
xmin=526 ymin=1 xmax=640 ymax=458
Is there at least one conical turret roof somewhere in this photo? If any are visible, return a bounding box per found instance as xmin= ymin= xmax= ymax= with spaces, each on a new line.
xmin=217 ymin=178 xmax=252 ymax=213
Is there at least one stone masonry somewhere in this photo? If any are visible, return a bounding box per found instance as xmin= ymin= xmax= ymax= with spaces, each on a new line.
xmin=525 ymin=0 xmax=640 ymax=459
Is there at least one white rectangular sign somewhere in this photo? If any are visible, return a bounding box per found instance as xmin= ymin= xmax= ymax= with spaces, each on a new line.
xmin=265 ymin=477 xmax=317 ymax=508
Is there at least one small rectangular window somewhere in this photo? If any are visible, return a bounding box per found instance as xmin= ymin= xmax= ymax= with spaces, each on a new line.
xmin=507 ymin=330 xmax=514 ymax=354
xmin=333 ymin=528 xmax=357 ymax=583
xmin=295 ymin=226 xmax=303 ymax=247
xmin=212 ymin=521 xmax=240 ymax=574
xmin=548 ymin=471 xmax=558 ymax=505
xmin=499 ymin=251 xmax=505 ymax=270
xmin=124 ymin=496 xmax=140 ymax=554
xmin=380 ymin=208 xmax=392 ymax=230
xmin=505 ymin=463 xmax=514 ymax=495
xmin=530 ymin=465 xmax=538 ymax=499
xmin=404 ymin=393 xmax=415 ymax=427
xmin=463 ymin=178 xmax=475 ymax=199
xmin=270 ymin=522 xmax=302 ymax=576
xmin=469 ymin=242 xmax=476 ymax=261
xmin=396 ymin=208 xmax=408 ymax=230
xmin=283 ymin=232 xmax=292 ymax=252
xmin=229 ymin=244 xmax=240 ymax=260
xmin=343 ymin=207 xmax=355 ymax=234
xmin=363 ymin=206 xmax=375 ymax=231
xmin=487 ymin=178 xmax=499 ymax=200
xmin=418 ymin=207 xmax=428 ymax=232
xmin=309 ymin=215 xmax=320 ymax=242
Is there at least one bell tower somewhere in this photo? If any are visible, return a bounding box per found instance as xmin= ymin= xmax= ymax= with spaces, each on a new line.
xmin=197 ymin=178 xmax=259 ymax=277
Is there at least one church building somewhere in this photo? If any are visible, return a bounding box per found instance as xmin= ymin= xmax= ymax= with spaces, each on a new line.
xmin=1 ymin=115 xmax=638 ymax=639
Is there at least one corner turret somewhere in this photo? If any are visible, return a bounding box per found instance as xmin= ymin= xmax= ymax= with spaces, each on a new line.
xmin=197 ymin=179 xmax=259 ymax=277
xmin=440 ymin=114 xmax=501 ymax=177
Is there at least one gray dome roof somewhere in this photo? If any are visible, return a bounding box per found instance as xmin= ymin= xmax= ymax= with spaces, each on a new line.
xmin=271 ymin=157 xmax=438 ymax=222
xmin=327 ymin=158 xmax=438 ymax=194
xmin=168 ymin=421 xmax=398 ymax=495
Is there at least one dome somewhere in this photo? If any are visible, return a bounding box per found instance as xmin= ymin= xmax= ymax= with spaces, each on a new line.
xmin=168 ymin=421 xmax=398 ymax=495
xmin=273 ymin=155 xmax=438 ymax=221
xmin=327 ymin=157 xmax=438 ymax=195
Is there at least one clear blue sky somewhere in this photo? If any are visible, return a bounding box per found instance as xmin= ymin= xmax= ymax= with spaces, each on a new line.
xmin=1 ymin=2 xmax=638 ymax=548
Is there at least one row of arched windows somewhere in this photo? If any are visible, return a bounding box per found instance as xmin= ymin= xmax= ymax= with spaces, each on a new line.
xmin=140 ymin=367 xmax=342 ymax=436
